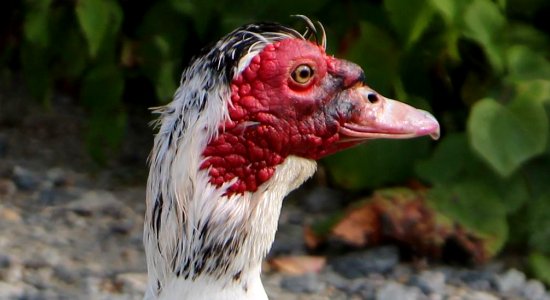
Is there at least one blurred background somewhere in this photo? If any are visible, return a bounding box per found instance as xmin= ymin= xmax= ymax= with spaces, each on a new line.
xmin=1 ymin=0 xmax=550 ymax=297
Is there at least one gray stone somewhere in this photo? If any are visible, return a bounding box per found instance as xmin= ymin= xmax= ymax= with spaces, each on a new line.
xmin=46 ymin=167 xmax=70 ymax=187
xmin=38 ymin=188 xmax=56 ymax=205
xmin=409 ymin=270 xmax=446 ymax=295
xmin=302 ymin=186 xmax=343 ymax=213
xmin=324 ymin=270 xmax=348 ymax=290
xmin=462 ymin=291 xmax=499 ymax=300
xmin=345 ymin=278 xmax=379 ymax=299
xmin=522 ymin=280 xmax=546 ymax=300
xmin=457 ymin=269 xmax=497 ymax=291
xmin=65 ymin=190 xmax=125 ymax=216
xmin=331 ymin=246 xmax=399 ymax=279
xmin=376 ymin=281 xmax=422 ymax=300
xmin=280 ymin=273 xmax=326 ymax=293
xmin=391 ymin=264 xmax=413 ymax=282
xmin=468 ymin=279 xmax=492 ymax=291
xmin=12 ymin=166 xmax=40 ymax=191
xmin=53 ymin=264 xmax=79 ymax=284
xmin=495 ymin=268 xmax=526 ymax=293
xmin=269 ymin=223 xmax=306 ymax=256
xmin=0 ymin=281 xmax=37 ymax=299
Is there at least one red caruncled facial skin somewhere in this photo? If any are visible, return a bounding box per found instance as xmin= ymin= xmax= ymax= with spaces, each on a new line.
xmin=201 ymin=39 xmax=366 ymax=195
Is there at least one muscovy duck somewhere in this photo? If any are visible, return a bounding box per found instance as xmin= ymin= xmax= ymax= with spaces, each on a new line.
xmin=144 ymin=16 xmax=440 ymax=300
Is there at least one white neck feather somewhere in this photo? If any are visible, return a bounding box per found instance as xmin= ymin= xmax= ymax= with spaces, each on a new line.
xmin=144 ymin=71 xmax=317 ymax=299
xmin=146 ymin=156 xmax=316 ymax=299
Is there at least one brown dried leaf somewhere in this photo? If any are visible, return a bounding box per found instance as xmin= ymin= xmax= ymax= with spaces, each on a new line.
xmin=331 ymin=202 xmax=380 ymax=247
xmin=328 ymin=188 xmax=491 ymax=263
xmin=269 ymin=255 xmax=326 ymax=275
xmin=304 ymin=225 xmax=323 ymax=249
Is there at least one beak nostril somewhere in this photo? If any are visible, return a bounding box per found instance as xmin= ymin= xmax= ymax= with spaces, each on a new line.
xmin=367 ymin=93 xmax=379 ymax=104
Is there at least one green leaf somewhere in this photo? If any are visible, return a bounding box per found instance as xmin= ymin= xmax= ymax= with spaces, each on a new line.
xmin=514 ymin=80 xmax=550 ymax=105
xmin=75 ymin=0 xmax=122 ymax=58
xmin=21 ymin=42 xmax=51 ymax=102
xmin=80 ymin=65 xmax=125 ymax=162
xmin=324 ymin=138 xmax=430 ymax=190
xmin=429 ymin=0 xmax=473 ymax=25
xmin=468 ymin=97 xmax=548 ymax=177
xmin=81 ymin=65 xmax=124 ymax=112
xmin=524 ymin=158 xmax=550 ymax=199
xmin=507 ymin=23 xmax=550 ymax=53
xmin=23 ymin=0 xmax=52 ymax=47
xmin=384 ymin=0 xmax=435 ymax=47
xmin=87 ymin=110 xmax=127 ymax=163
xmin=462 ymin=0 xmax=506 ymax=72
xmin=416 ymin=133 xmax=472 ymax=184
xmin=529 ymin=252 xmax=550 ymax=285
xmin=139 ymin=34 xmax=180 ymax=102
xmin=427 ymin=180 xmax=508 ymax=255
xmin=506 ymin=46 xmax=550 ymax=82
xmin=155 ymin=61 xmax=178 ymax=102
xmin=168 ymin=0 xmax=194 ymax=14
xmin=50 ymin=24 xmax=88 ymax=79
xmin=527 ymin=193 xmax=550 ymax=254
xmin=345 ymin=22 xmax=400 ymax=94
xmin=418 ymin=133 xmax=529 ymax=214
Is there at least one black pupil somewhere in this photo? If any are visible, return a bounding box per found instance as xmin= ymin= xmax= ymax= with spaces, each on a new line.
xmin=299 ymin=67 xmax=310 ymax=79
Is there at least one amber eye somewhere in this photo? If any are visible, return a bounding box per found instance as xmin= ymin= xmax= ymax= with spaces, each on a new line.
xmin=291 ymin=64 xmax=314 ymax=85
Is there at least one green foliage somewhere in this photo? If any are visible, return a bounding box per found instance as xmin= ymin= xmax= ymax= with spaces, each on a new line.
xmin=23 ymin=0 xmax=52 ymax=48
xmin=529 ymin=252 xmax=550 ymax=285
xmin=3 ymin=0 xmax=550 ymax=281
xmin=81 ymin=65 xmax=126 ymax=162
xmin=75 ymin=0 xmax=122 ymax=58
xmin=325 ymin=0 xmax=550 ymax=279
xmin=468 ymin=97 xmax=548 ymax=176
xmin=326 ymin=138 xmax=431 ymax=190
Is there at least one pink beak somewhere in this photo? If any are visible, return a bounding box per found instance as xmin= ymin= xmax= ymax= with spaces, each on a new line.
xmin=339 ymin=86 xmax=440 ymax=141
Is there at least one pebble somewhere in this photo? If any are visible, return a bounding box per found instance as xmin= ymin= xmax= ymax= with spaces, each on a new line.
xmin=376 ymin=281 xmax=423 ymax=300
xmin=281 ymin=273 xmax=326 ymax=293
xmin=46 ymin=167 xmax=71 ymax=187
xmin=1 ymin=162 xmax=549 ymax=300
xmin=456 ymin=269 xmax=496 ymax=291
xmin=464 ymin=291 xmax=499 ymax=300
xmin=0 ymin=281 xmax=38 ymax=299
xmin=270 ymin=223 xmax=306 ymax=256
xmin=12 ymin=165 xmax=40 ymax=191
xmin=410 ymin=270 xmax=446 ymax=295
xmin=38 ymin=188 xmax=56 ymax=205
xmin=330 ymin=246 xmax=399 ymax=279
xmin=53 ymin=264 xmax=79 ymax=284
xmin=65 ymin=190 xmax=124 ymax=216
xmin=522 ymin=279 xmax=547 ymax=300
xmin=302 ymin=186 xmax=343 ymax=213
xmin=495 ymin=268 xmax=526 ymax=293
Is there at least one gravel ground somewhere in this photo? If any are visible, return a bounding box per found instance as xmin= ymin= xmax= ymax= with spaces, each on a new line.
xmin=1 ymin=88 xmax=549 ymax=300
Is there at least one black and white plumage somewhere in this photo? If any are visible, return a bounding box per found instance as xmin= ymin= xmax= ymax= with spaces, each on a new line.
xmin=144 ymin=17 xmax=439 ymax=300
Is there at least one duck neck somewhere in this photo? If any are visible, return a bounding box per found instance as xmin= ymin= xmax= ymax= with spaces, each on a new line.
xmin=145 ymin=156 xmax=316 ymax=298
